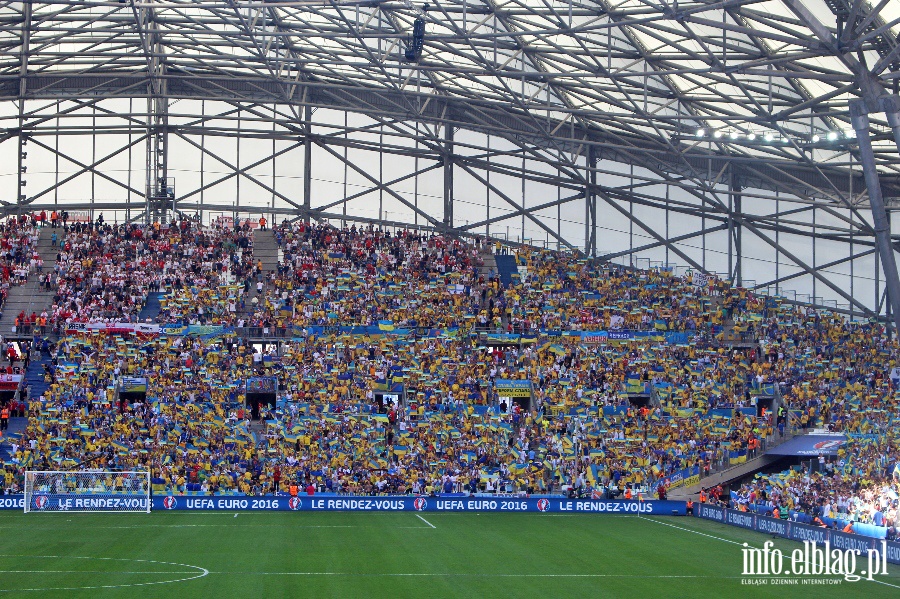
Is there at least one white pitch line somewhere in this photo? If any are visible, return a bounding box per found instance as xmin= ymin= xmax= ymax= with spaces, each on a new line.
xmin=640 ymin=517 xmax=743 ymax=546
xmin=205 ymin=572 xmax=741 ymax=579
xmin=0 ymin=555 xmax=208 ymax=593
xmin=415 ymin=514 xmax=436 ymax=529
xmin=26 ymin=524 xmax=432 ymax=530
xmin=0 ymin=571 xmax=196 ymax=574
xmin=89 ymin=525 xmax=360 ymax=529
xmin=640 ymin=517 xmax=900 ymax=591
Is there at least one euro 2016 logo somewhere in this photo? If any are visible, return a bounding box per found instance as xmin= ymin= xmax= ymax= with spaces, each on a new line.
xmin=536 ymin=499 xmax=550 ymax=512
xmin=288 ymin=497 xmax=302 ymax=511
xmin=813 ymin=440 xmax=843 ymax=451
xmin=413 ymin=497 xmax=427 ymax=511
xmin=34 ymin=495 xmax=49 ymax=510
xmin=162 ymin=496 xmax=178 ymax=510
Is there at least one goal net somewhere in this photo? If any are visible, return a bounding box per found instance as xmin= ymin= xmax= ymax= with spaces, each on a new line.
xmin=23 ymin=471 xmax=151 ymax=513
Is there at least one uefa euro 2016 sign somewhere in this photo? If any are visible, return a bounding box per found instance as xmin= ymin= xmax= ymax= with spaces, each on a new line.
xmin=147 ymin=496 xmax=687 ymax=513
xmin=0 ymin=495 xmax=686 ymax=514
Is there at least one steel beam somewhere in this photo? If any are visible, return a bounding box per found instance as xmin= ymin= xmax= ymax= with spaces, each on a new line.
xmin=303 ymin=104 xmax=312 ymax=224
xmin=585 ymin=145 xmax=597 ymax=258
xmin=849 ymin=99 xmax=900 ymax=332
xmin=882 ymin=96 xmax=900 ymax=158
xmin=754 ymin=248 xmax=877 ymax=291
xmin=443 ymin=124 xmax=453 ymax=231
xmin=730 ymin=171 xmax=743 ymax=286
xmin=24 ymin=134 xmax=148 ymax=204
xmin=455 ymin=161 xmax=579 ymax=252
xmin=15 ymin=0 xmax=30 ymax=214
xmin=600 ymin=224 xmax=730 ymax=262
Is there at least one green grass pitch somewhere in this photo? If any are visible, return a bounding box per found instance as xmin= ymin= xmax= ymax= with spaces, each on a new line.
xmin=0 ymin=511 xmax=897 ymax=598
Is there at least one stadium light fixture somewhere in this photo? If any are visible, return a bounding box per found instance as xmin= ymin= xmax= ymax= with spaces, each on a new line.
xmin=689 ymin=125 xmax=853 ymax=148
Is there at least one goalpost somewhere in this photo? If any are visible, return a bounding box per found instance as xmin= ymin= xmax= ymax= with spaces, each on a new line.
xmin=23 ymin=471 xmax=151 ymax=513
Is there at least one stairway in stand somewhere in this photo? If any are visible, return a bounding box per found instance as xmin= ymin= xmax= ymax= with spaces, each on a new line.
xmin=139 ymin=292 xmax=164 ymax=321
xmin=0 ymin=417 xmax=27 ymax=463
xmin=476 ymin=249 xmax=497 ymax=315
xmin=494 ymin=253 xmax=520 ymax=288
xmin=477 ymin=251 xmax=497 ymax=280
xmin=248 ymin=229 xmax=280 ymax=309
xmin=253 ymin=229 xmax=280 ymax=275
xmin=24 ymin=350 xmax=53 ymax=401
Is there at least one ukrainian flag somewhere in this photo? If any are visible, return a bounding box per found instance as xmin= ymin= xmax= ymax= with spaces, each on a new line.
xmin=653 ymin=319 xmax=668 ymax=331
xmin=377 ymin=320 xmax=395 ymax=332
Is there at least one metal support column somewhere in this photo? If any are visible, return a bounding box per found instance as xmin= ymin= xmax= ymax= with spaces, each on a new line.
xmin=585 ymin=146 xmax=597 ymax=258
xmin=850 ymin=99 xmax=900 ymax=332
xmin=727 ymin=171 xmax=734 ymax=281
xmin=16 ymin=107 xmax=26 ymax=216
xmin=140 ymin=2 xmax=169 ymax=225
xmin=443 ymin=125 xmax=454 ymax=231
xmin=16 ymin=0 xmax=31 ymax=216
xmin=147 ymin=94 xmax=169 ymax=224
xmin=303 ymin=104 xmax=312 ymax=224
xmin=730 ymin=172 xmax=743 ymax=286
xmin=882 ymin=96 xmax=900 ymax=156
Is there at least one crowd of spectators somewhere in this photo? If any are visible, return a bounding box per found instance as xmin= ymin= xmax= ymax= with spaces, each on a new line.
xmin=160 ymin=222 xmax=486 ymax=331
xmin=9 ymin=331 xmax=749 ymax=497
xmin=45 ymin=219 xmax=256 ymax=328
xmin=0 ymin=218 xmax=895 ymax=532
xmin=729 ymin=443 xmax=900 ymax=539
xmin=0 ymin=215 xmax=43 ymax=320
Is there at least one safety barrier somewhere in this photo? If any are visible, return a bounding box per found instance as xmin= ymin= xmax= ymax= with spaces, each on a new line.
xmin=695 ymin=503 xmax=900 ymax=565
xmin=0 ymin=494 xmax=687 ymax=515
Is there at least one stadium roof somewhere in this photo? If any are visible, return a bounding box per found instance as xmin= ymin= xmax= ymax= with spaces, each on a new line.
xmin=1 ymin=0 xmax=899 ymax=196
xmin=1 ymin=0 xmax=900 ymax=319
